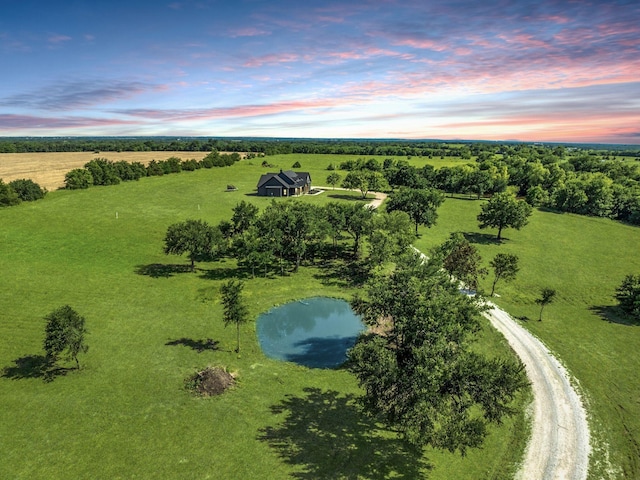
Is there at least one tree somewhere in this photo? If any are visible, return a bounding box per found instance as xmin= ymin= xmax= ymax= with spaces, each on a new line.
xmin=231 ymin=201 xmax=259 ymax=237
xmin=65 ymin=168 xmax=93 ymax=189
xmin=326 ymin=172 xmax=342 ymax=189
xmin=489 ymin=253 xmax=520 ymax=296
xmin=367 ymin=211 xmax=413 ymax=266
xmin=8 ymin=179 xmax=46 ymax=201
xmin=163 ymin=219 xmax=219 ymax=272
xmin=342 ymin=170 xmax=389 ymax=199
xmin=615 ymin=274 xmax=640 ymax=321
xmin=292 ymin=160 xmax=301 ymax=168
xmin=0 ymin=179 xmax=21 ymax=207
xmin=43 ymin=305 xmax=88 ymax=369
xmin=221 ymin=280 xmax=249 ymax=353
xmin=386 ymin=188 xmax=444 ymax=235
xmin=436 ymin=232 xmax=487 ymax=291
xmin=477 ymin=192 xmax=532 ymax=240
xmin=535 ymin=288 xmax=556 ymax=321
xmin=343 ymin=202 xmax=374 ymax=257
xmin=348 ymin=253 xmax=527 ymax=453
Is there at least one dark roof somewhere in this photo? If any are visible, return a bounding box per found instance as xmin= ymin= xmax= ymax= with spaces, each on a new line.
xmin=257 ymin=170 xmax=311 ymax=189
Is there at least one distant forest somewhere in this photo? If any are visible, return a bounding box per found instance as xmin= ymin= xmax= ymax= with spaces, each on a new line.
xmin=1 ymin=137 xmax=639 ymax=158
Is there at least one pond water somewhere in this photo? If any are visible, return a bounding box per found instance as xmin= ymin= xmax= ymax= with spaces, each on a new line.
xmin=256 ymin=297 xmax=365 ymax=368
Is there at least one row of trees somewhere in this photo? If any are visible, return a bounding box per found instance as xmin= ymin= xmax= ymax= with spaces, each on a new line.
xmin=162 ymin=200 xmax=414 ymax=277
xmin=64 ymin=151 xmax=241 ymax=190
xmin=336 ymin=153 xmax=640 ymax=225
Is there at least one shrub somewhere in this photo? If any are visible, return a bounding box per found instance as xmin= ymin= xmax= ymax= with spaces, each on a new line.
xmin=292 ymin=161 xmax=301 ymax=168
xmin=0 ymin=179 xmax=21 ymax=206
xmin=8 ymin=179 xmax=46 ymax=201
xmin=65 ymin=169 xmax=93 ymax=189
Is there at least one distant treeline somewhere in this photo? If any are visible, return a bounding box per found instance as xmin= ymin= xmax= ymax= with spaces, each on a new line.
xmin=2 ymin=137 xmax=638 ymax=158
xmin=344 ymin=153 xmax=640 ymax=225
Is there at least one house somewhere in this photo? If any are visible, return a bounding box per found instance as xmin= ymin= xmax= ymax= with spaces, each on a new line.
xmin=256 ymin=170 xmax=312 ymax=197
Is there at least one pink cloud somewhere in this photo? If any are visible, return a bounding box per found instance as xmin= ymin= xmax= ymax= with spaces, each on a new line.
xmin=243 ymin=52 xmax=302 ymax=67
xmin=229 ymin=27 xmax=271 ymax=38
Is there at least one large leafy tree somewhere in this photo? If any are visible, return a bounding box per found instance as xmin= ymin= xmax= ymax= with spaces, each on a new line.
xmin=489 ymin=253 xmax=520 ymax=296
xmin=163 ymin=219 xmax=221 ymax=272
xmin=368 ymin=211 xmax=413 ymax=266
xmin=477 ymin=192 xmax=533 ymax=240
xmin=43 ymin=305 xmax=89 ymax=369
xmin=342 ymin=170 xmax=389 ymax=199
xmin=348 ymin=253 xmax=527 ymax=453
xmin=230 ymin=200 xmax=259 ymax=237
xmin=221 ymin=280 xmax=249 ymax=353
xmin=435 ymin=232 xmax=487 ymax=291
xmin=386 ymin=188 xmax=444 ymax=235
xmin=343 ymin=202 xmax=374 ymax=257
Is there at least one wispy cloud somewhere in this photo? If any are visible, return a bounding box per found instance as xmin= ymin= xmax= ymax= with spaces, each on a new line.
xmin=0 ymin=114 xmax=136 ymax=130
xmin=48 ymin=34 xmax=72 ymax=44
xmin=0 ymin=80 xmax=167 ymax=111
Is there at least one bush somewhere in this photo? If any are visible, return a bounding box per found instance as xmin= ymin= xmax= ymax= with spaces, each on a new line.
xmin=65 ymin=169 xmax=93 ymax=189
xmin=8 ymin=179 xmax=46 ymax=201
xmin=0 ymin=179 xmax=21 ymax=206
xmin=146 ymin=160 xmax=164 ymax=176
xmin=181 ymin=159 xmax=200 ymax=171
xmin=292 ymin=161 xmax=301 ymax=168
xmin=84 ymin=159 xmax=120 ymax=186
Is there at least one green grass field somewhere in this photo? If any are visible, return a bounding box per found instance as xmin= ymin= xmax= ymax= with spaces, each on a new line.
xmin=411 ymin=195 xmax=640 ymax=479
xmin=0 ymin=158 xmax=528 ymax=479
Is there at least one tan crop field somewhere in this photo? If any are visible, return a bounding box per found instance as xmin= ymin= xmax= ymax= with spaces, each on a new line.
xmin=0 ymin=151 xmax=210 ymax=191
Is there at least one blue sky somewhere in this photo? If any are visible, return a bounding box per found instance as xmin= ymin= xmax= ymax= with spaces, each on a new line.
xmin=1 ymin=0 xmax=639 ymax=143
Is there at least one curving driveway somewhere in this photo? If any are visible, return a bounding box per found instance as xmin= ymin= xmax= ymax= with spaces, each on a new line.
xmin=350 ymin=189 xmax=592 ymax=479
xmin=485 ymin=305 xmax=590 ymax=480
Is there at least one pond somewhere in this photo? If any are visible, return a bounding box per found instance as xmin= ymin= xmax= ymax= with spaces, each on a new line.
xmin=256 ymin=297 xmax=365 ymax=369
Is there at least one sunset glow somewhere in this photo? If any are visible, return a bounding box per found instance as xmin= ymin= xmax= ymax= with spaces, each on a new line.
xmin=1 ymin=0 xmax=639 ymax=143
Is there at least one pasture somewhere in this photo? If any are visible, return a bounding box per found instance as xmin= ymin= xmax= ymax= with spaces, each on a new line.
xmin=412 ymin=196 xmax=640 ymax=479
xmin=0 ymin=156 xmax=527 ymax=479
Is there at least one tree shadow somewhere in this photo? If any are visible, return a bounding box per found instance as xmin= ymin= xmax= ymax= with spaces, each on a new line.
xmin=313 ymin=259 xmax=369 ymax=289
xmin=283 ymin=336 xmax=360 ymax=369
xmin=590 ymin=305 xmax=640 ymax=326
xmin=259 ymin=388 xmax=430 ymax=479
xmin=134 ymin=263 xmax=192 ymax=278
xmin=198 ymin=266 xmax=252 ymax=281
xmin=2 ymin=355 xmax=72 ymax=382
xmin=462 ymin=232 xmax=503 ymax=245
xmin=165 ymin=337 xmax=221 ymax=353
xmin=325 ymin=193 xmax=369 ymax=202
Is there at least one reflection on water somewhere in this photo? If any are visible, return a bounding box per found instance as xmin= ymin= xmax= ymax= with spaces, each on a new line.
xmin=256 ymin=297 xmax=365 ymax=368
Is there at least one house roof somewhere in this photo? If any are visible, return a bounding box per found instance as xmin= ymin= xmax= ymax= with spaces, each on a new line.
xmin=257 ymin=170 xmax=311 ymax=189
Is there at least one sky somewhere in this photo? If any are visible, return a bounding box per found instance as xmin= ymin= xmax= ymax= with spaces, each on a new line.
xmin=1 ymin=0 xmax=639 ymax=144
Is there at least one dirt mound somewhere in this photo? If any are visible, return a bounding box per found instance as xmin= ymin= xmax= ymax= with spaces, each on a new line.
xmin=186 ymin=366 xmax=235 ymax=397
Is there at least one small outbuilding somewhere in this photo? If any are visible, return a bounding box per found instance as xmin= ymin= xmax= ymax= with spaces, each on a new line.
xmin=257 ymin=170 xmax=312 ymax=197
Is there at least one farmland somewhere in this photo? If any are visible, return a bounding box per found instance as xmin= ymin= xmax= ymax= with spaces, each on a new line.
xmin=1 ymin=151 xmax=639 ymax=478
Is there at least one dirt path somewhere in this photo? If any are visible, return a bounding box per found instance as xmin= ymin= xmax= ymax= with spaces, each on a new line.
xmin=320 ymin=188 xmax=591 ymax=478
xmin=485 ymin=304 xmax=590 ymax=480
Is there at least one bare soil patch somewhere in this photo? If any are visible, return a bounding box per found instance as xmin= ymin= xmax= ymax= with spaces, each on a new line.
xmin=0 ymin=151 xmax=210 ymax=191
xmin=186 ymin=366 xmax=236 ymax=397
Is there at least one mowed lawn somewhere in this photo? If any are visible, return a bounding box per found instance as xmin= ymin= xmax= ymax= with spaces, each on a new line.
xmin=0 ymin=159 xmax=528 ymax=479
xmin=412 ymin=195 xmax=640 ymax=479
